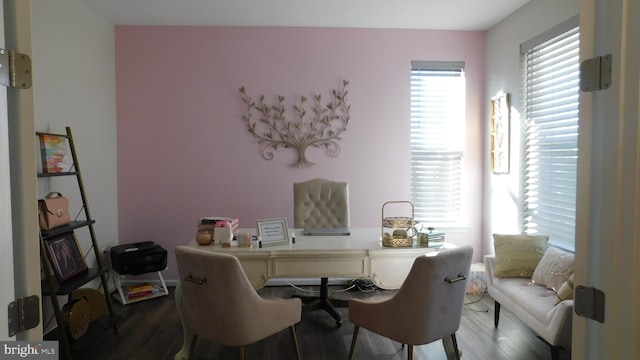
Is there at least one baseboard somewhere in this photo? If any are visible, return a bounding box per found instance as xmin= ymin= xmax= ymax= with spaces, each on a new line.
xmin=265 ymin=278 xmax=351 ymax=286
xmin=139 ymin=277 xmax=352 ymax=288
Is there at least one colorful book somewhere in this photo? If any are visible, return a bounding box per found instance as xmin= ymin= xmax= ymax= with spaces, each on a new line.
xmin=124 ymin=283 xmax=154 ymax=294
xmin=38 ymin=134 xmax=72 ymax=173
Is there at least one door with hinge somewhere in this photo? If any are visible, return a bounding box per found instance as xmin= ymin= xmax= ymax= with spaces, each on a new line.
xmin=0 ymin=0 xmax=15 ymax=340
xmin=574 ymin=0 xmax=640 ymax=358
xmin=2 ymin=0 xmax=40 ymax=341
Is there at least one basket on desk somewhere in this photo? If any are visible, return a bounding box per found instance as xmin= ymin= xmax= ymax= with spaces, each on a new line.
xmin=381 ymin=201 xmax=416 ymax=247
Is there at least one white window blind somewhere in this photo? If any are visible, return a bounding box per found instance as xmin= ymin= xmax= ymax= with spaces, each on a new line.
xmin=521 ymin=16 xmax=580 ymax=250
xmin=410 ymin=61 xmax=465 ymax=224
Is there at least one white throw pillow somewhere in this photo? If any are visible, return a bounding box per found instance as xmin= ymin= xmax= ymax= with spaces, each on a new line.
xmin=493 ymin=234 xmax=549 ymax=278
xmin=531 ymin=246 xmax=574 ymax=291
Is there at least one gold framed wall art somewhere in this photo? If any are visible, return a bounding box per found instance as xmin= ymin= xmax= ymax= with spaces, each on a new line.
xmin=490 ymin=92 xmax=510 ymax=174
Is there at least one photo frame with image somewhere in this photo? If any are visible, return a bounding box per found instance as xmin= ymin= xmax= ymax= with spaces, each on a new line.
xmin=256 ymin=218 xmax=290 ymax=247
xmin=43 ymin=232 xmax=88 ymax=284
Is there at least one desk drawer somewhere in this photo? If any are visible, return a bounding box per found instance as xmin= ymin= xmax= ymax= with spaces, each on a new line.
xmin=273 ymin=257 xmax=367 ymax=278
xmin=237 ymin=258 xmax=270 ymax=289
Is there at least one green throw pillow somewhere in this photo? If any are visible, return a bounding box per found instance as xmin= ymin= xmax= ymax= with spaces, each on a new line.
xmin=493 ymin=234 xmax=549 ymax=278
xmin=555 ymin=273 xmax=575 ymax=305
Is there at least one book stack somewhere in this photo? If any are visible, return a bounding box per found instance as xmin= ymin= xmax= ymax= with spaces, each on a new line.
xmin=199 ymin=216 xmax=239 ymax=232
xmin=122 ymin=283 xmax=161 ymax=301
xmin=198 ymin=217 xmax=239 ymax=245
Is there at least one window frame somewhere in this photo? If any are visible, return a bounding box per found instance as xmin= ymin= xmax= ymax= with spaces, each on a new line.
xmin=410 ymin=61 xmax=466 ymax=227
xmin=520 ymin=15 xmax=580 ymax=251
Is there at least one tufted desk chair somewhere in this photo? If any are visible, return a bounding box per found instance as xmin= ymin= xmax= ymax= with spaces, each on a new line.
xmin=347 ymin=246 xmax=473 ymax=360
xmin=175 ymin=246 xmax=302 ymax=360
xmin=294 ymin=178 xmax=350 ymax=229
xmin=293 ymin=178 xmax=350 ymax=327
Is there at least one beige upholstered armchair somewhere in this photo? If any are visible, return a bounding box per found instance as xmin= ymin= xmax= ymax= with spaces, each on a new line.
xmin=174 ymin=246 xmax=302 ymax=360
xmin=292 ymin=178 xmax=350 ymax=327
xmin=348 ymin=246 xmax=474 ymax=360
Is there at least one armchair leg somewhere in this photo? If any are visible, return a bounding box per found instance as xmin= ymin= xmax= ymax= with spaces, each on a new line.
xmin=494 ymin=301 xmax=501 ymax=327
xmin=443 ymin=335 xmax=463 ymax=360
xmin=451 ymin=334 xmax=461 ymax=360
xmin=289 ymin=325 xmax=301 ymax=360
xmin=407 ymin=344 xmax=413 ymax=360
xmin=238 ymin=346 xmax=245 ymax=360
xmin=188 ymin=335 xmax=198 ymax=360
xmin=348 ymin=325 xmax=360 ymax=360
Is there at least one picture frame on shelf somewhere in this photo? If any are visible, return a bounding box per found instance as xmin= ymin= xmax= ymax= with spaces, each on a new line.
xmin=43 ymin=231 xmax=88 ymax=284
xmin=37 ymin=133 xmax=73 ymax=173
xmin=256 ymin=218 xmax=290 ymax=247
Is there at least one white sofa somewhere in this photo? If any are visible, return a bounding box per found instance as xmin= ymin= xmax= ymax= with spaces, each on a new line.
xmin=484 ymin=254 xmax=573 ymax=360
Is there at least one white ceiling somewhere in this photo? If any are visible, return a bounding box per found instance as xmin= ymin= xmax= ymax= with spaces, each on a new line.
xmin=77 ymin=0 xmax=530 ymax=31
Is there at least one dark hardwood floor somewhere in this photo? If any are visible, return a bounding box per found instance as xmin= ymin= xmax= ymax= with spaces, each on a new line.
xmin=64 ymin=285 xmax=570 ymax=360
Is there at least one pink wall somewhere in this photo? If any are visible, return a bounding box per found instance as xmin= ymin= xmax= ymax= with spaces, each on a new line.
xmin=115 ymin=26 xmax=485 ymax=279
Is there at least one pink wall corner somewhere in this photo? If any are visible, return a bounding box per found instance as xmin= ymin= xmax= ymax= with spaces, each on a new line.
xmin=115 ymin=26 xmax=486 ymax=279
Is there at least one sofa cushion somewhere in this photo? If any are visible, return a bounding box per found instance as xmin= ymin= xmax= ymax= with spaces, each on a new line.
xmin=493 ymin=234 xmax=549 ymax=278
xmin=555 ymin=273 xmax=575 ymax=305
xmin=531 ymin=246 xmax=574 ymax=291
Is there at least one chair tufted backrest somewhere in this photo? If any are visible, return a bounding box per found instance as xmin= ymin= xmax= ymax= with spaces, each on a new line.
xmin=293 ymin=178 xmax=350 ymax=228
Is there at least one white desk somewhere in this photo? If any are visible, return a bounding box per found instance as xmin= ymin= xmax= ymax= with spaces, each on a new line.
xmin=174 ymin=228 xmax=457 ymax=360
xmin=186 ymin=228 xmax=450 ymax=289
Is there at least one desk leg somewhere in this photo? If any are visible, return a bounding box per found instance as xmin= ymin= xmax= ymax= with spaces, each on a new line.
xmin=174 ymin=283 xmax=193 ymax=360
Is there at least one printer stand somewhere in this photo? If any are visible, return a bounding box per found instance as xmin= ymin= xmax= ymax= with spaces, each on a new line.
xmin=111 ymin=271 xmax=168 ymax=305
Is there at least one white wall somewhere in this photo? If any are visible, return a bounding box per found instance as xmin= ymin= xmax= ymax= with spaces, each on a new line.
xmin=483 ymin=0 xmax=580 ymax=255
xmin=31 ymin=0 xmax=117 ymax=257
xmin=30 ymin=0 xmax=117 ymax=330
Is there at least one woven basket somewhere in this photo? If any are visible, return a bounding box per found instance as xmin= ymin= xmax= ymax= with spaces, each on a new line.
xmin=71 ymin=288 xmax=106 ymax=321
xmin=382 ymin=217 xmax=413 ymax=228
xmin=62 ymin=298 xmax=90 ymax=341
xmin=382 ymin=235 xmax=413 ymax=247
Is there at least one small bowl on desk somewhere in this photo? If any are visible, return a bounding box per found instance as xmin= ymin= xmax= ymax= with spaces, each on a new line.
xmin=196 ymin=230 xmax=213 ymax=245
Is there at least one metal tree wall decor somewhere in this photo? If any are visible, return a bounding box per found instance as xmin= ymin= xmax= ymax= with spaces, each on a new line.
xmin=239 ymin=80 xmax=350 ymax=168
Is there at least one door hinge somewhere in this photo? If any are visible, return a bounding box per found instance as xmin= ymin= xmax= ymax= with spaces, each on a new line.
xmin=574 ymin=285 xmax=605 ymax=323
xmin=580 ymin=54 xmax=612 ymax=92
xmin=0 ymin=48 xmax=32 ymax=89
xmin=8 ymin=295 xmax=40 ymax=337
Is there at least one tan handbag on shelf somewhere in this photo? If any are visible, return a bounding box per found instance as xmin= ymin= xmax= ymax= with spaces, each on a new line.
xmin=38 ymin=192 xmax=71 ymax=230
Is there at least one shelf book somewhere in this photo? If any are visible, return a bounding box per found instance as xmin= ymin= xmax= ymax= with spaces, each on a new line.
xmin=124 ymin=283 xmax=157 ymax=298
xmin=111 ymin=270 xmax=169 ymax=305
xmin=114 ymin=282 xmax=166 ymax=304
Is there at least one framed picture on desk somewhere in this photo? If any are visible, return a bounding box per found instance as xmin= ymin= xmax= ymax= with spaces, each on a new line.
xmin=256 ymin=218 xmax=290 ymax=247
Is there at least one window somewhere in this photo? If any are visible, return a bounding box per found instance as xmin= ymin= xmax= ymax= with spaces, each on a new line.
xmin=521 ymin=16 xmax=580 ymax=250
xmin=410 ymin=61 xmax=465 ymax=224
